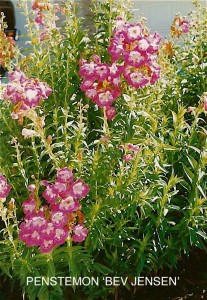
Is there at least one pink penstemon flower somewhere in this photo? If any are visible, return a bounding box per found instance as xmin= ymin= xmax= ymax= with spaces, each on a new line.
xmin=79 ymin=19 xmax=161 ymax=120
xmin=105 ymin=106 xmax=116 ymax=120
xmin=79 ymin=56 xmax=122 ymax=117
xmin=56 ymin=167 xmax=74 ymax=183
xmin=42 ymin=184 xmax=59 ymax=203
xmin=42 ymin=222 xmax=55 ymax=239
xmin=34 ymin=11 xmax=45 ymax=26
xmin=50 ymin=197 xmax=79 ymax=214
xmin=0 ymin=175 xmax=11 ymax=198
xmin=39 ymin=239 xmax=55 ymax=253
xmin=123 ymin=153 xmax=134 ymax=162
xmin=72 ymin=224 xmax=88 ymax=243
xmin=53 ymin=227 xmax=68 ymax=245
xmin=22 ymin=198 xmax=37 ymax=216
xmin=19 ymin=168 xmax=90 ymax=253
xmin=50 ymin=211 xmax=68 ymax=228
xmin=69 ymin=179 xmax=90 ymax=199
xmin=3 ymin=70 xmax=53 ymax=110
xmin=119 ymin=143 xmax=140 ymax=162
xmin=26 ymin=230 xmax=42 ymax=246
xmin=30 ymin=216 xmax=48 ymax=230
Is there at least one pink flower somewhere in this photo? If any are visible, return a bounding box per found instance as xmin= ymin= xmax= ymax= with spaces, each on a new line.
xmin=51 ymin=197 xmax=79 ymax=214
xmin=72 ymin=224 xmax=88 ymax=242
xmin=181 ymin=19 xmax=189 ymax=33
xmin=42 ymin=185 xmax=59 ymax=203
xmin=96 ymin=90 xmax=115 ymax=107
xmin=106 ymin=20 xmax=162 ymax=90
xmin=85 ymin=88 xmax=98 ymax=102
xmin=53 ymin=227 xmax=68 ymax=245
xmin=69 ymin=179 xmax=90 ymax=199
xmin=105 ymin=106 xmax=116 ymax=120
xmin=0 ymin=175 xmax=11 ymax=198
xmin=124 ymin=69 xmax=149 ymax=89
xmin=30 ymin=216 xmax=48 ymax=230
xmin=95 ymin=64 xmax=110 ymax=81
xmin=42 ymin=222 xmax=55 ymax=239
xmin=19 ymin=168 xmax=90 ymax=253
xmin=137 ymin=38 xmax=150 ymax=52
xmin=24 ymin=87 xmax=40 ymax=107
xmin=80 ymin=80 xmax=94 ymax=92
xmin=22 ymin=198 xmax=37 ymax=216
xmin=50 ymin=211 xmax=68 ymax=227
xmin=79 ymin=61 xmax=96 ymax=78
xmin=19 ymin=219 xmax=33 ymax=234
xmin=8 ymin=69 xmax=27 ymax=83
xmin=39 ymin=239 xmax=55 ymax=253
xmin=41 ymin=180 xmax=50 ymax=187
xmin=37 ymin=82 xmax=53 ymax=98
xmin=127 ymin=143 xmax=140 ymax=153
xmin=123 ymin=153 xmax=134 ymax=161
xmin=79 ymin=56 xmax=122 ymax=108
xmin=26 ymin=230 xmax=41 ymax=246
xmin=56 ymin=167 xmax=73 ymax=183
xmin=54 ymin=181 xmax=71 ymax=199
xmin=127 ymin=24 xmax=142 ymax=41
xmin=28 ymin=184 xmax=36 ymax=192
xmin=3 ymin=70 xmax=52 ymax=109
xmin=35 ymin=12 xmax=45 ymax=26
xmin=19 ymin=231 xmax=31 ymax=244
xmin=39 ymin=29 xmax=49 ymax=42
xmin=107 ymin=43 xmax=123 ymax=61
xmin=124 ymin=51 xmax=147 ymax=68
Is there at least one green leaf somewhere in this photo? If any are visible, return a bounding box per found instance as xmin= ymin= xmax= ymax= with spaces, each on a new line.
xmin=197 ymin=230 xmax=207 ymax=240
xmin=187 ymin=155 xmax=198 ymax=169
xmin=182 ymin=164 xmax=194 ymax=184
xmin=93 ymin=262 xmax=113 ymax=275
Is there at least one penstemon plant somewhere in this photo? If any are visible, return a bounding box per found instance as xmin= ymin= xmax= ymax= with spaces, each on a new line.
xmin=0 ymin=0 xmax=207 ymax=299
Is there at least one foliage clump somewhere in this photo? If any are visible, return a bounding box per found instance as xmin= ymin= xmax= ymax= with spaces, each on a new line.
xmin=0 ymin=0 xmax=206 ymax=299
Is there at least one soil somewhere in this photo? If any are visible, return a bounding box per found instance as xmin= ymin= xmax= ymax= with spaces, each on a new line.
xmin=0 ymin=249 xmax=206 ymax=300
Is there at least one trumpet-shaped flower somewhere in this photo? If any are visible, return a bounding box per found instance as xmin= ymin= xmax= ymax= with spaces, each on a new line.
xmin=53 ymin=227 xmax=68 ymax=245
xmin=39 ymin=239 xmax=55 ymax=253
xmin=50 ymin=211 xmax=68 ymax=227
xmin=56 ymin=167 xmax=74 ymax=183
xmin=42 ymin=185 xmax=59 ymax=203
xmin=70 ymin=179 xmax=90 ymax=199
xmin=105 ymin=106 xmax=116 ymax=120
xmin=72 ymin=224 xmax=88 ymax=243
xmin=22 ymin=198 xmax=37 ymax=216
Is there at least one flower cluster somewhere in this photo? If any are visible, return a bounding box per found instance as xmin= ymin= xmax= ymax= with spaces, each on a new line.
xmin=171 ymin=16 xmax=189 ymax=38
xmin=0 ymin=174 xmax=11 ymax=198
xmin=79 ymin=55 xmax=122 ymax=109
xmin=108 ymin=19 xmax=162 ymax=87
xmin=0 ymin=25 xmax=15 ymax=70
xmin=32 ymin=0 xmax=61 ymax=43
xmin=19 ymin=168 xmax=89 ymax=253
xmin=119 ymin=143 xmax=140 ymax=161
xmin=79 ymin=19 xmax=162 ymax=119
xmin=3 ymin=69 xmax=52 ymax=109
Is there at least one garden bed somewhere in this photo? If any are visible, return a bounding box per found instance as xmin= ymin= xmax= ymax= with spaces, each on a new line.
xmin=0 ymin=0 xmax=207 ymax=299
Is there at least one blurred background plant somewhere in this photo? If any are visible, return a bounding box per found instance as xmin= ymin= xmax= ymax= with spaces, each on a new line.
xmin=0 ymin=0 xmax=206 ymax=299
